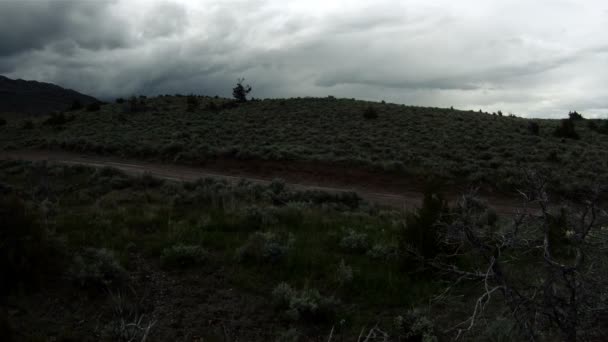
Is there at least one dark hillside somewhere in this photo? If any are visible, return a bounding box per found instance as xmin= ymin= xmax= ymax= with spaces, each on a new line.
xmin=0 ymin=75 xmax=98 ymax=116
xmin=1 ymin=95 xmax=607 ymax=194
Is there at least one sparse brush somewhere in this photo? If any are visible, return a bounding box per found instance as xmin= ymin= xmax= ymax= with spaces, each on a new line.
xmin=363 ymin=105 xmax=378 ymax=119
xmin=272 ymin=282 xmax=338 ymax=323
xmin=70 ymin=247 xmax=127 ymax=290
xmin=160 ymin=244 xmax=208 ymax=269
xmin=334 ymin=259 xmax=354 ymax=286
xmin=339 ymin=228 xmax=369 ymax=253
xmin=235 ymin=231 xmax=294 ymax=264
xmin=553 ymin=119 xmax=579 ymax=139
xmin=186 ymin=95 xmax=199 ymax=112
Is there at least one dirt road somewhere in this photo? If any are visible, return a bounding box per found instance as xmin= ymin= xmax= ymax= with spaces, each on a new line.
xmin=0 ymin=150 xmax=526 ymax=215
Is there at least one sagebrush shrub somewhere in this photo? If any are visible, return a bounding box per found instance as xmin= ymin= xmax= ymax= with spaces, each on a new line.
xmin=588 ymin=119 xmax=608 ymax=135
xmin=43 ymin=112 xmax=74 ymax=126
xmin=271 ymin=282 xmax=338 ymax=323
xmin=553 ymin=119 xmax=579 ymax=139
xmin=339 ymin=228 xmax=370 ymax=253
xmin=334 ymin=259 xmax=354 ymax=286
xmin=186 ymin=95 xmax=199 ymax=112
xmin=528 ymin=121 xmax=540 ymax=135
xmin=235 ymin=231 xmax=294 ymax=263
xmin=393 ymin=309 xmax=438 ymax=341
xmin=204 ymin=101 xmax=218 ymax=112
xmin=399 ymin=187 xmax=449 ymax=259
xmin=367 ymin=242 xmax=400 ymax=260
xmin=70 ymin=248 xmax=127 ymax=290
xmin=160 ymin=244 xmax=208 ymax=269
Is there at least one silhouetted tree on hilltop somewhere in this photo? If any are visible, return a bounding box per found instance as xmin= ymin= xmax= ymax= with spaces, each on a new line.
xmin=232 ymin=78 xmax=252 ymax=102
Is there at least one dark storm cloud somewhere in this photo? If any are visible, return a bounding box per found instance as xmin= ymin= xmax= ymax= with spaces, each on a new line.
xmin=0 ymin=0 xmax=129 ymax=56
xmin=1 ymin=0 xmax=607 ymax=117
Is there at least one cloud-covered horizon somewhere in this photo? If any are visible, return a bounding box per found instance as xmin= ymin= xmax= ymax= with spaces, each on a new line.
xmin=1 ymin=0 xmax=607 ymax=118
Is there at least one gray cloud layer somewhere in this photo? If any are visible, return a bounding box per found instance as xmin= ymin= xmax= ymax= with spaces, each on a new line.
xmin=1 ymin=0 xmax=607 ymax=118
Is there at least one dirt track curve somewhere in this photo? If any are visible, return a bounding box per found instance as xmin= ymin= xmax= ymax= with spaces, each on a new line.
xmin=0 ymin=150 xmax=526 ymax=215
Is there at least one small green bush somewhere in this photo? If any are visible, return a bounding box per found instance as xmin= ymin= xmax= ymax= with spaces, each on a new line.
xmin=339 ymin=228 xmax=370 ymax=253
xmin=0 ymin=118 xmax=6 ymax=126
xmin=334 ymin=259 xmax=354 ymax=286
xmin=160 ymin=244 xmax=208 ymax=269
xmin=399 ymin=187 xmax=449 ymax=259
xmin=235 ymin=231 xmax=294 ymax=264
xmin=367 ymin=242 xmax=400 ymax=260
xmin=70 ymin=248 xmax=127 ymax=290
xmin=272 ymin=282 xmax=338 ymax=323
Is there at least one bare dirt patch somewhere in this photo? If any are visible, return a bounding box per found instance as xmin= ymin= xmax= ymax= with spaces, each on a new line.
xmin=0 ymin=149 xmax=525 ymax=214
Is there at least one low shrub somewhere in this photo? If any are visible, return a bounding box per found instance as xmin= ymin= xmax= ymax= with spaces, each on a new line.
xmin=334 ymin=259 xmax=354 ymax=286
xmin=399 ymin=186 xmax=449 ymax=259
xmin=393 ymin=309 xmax=438 ymax=341
xmin=363 ymin=106 xmax=378 ymax=119
xmin=43 ymin=112 xmax=74 ymax=126
xmin=339 ymin=228 xmax=370 ymax=253
xmin=527 ymin=121 xmax=540 ymax=135
xmin=186 ymin=95 xmax=199 ymax=112
xmin=204 ymin=101 xmax=218 ymax=112
xmin=588 ymin=119 xmax=608 ymax=135
xmin=553 ymin=119 xmax=579 ymax=139
xmin=272 ymin=282 xmax=338 ymax=323
xmin=235 ymin=231 xmax=294 ymax=264
xmin=0 ymin=118 xmax=6 ymax=126
xmin=160 ymin=244 xmax=208 ymax=269
xmin=367 ymin=242 xmax=400 ymax=260
xmin=70 ymin=248 xmax=127 ymax=290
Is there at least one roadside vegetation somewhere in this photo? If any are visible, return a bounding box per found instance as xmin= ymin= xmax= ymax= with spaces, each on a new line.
xmin=1 ymin=160 xmax=606 ymax=341
xmin=1 ymin=95 xmax=608 ymax=195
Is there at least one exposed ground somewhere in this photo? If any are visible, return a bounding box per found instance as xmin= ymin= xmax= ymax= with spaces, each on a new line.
xmin=0 ymin=150 xmax=526 ymax=215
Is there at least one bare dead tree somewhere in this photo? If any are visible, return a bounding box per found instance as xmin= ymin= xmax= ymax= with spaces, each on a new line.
xmin=424 ymin=173 xmax=608 ymax=341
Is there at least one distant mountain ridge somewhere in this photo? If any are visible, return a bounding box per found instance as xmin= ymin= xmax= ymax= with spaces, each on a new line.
xmin=0 ymin=75 xmax=98 ymax=116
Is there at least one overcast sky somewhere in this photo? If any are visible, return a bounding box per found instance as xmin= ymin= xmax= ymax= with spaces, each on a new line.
xmin=1 ymin=0 xmax=607 ymax=118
